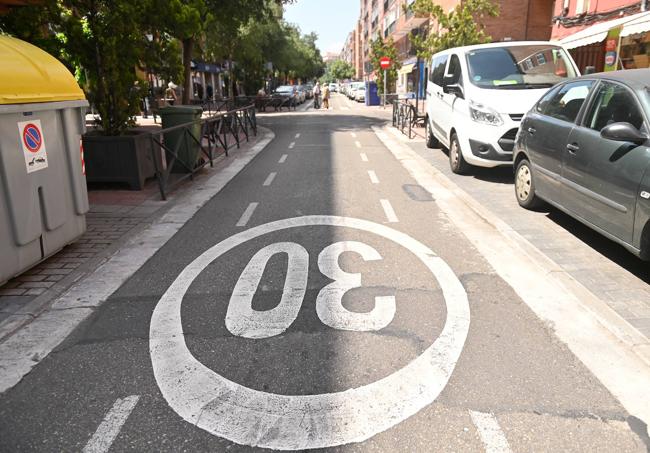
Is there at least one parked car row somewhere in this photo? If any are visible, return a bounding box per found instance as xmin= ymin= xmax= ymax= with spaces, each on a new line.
xmin=424 ymin=41 xmax=650 ymax=260
xmin=273 ymin=85 xmax=309 ymax=104
xmin=342 ymin=81 xmax=366 ymax=102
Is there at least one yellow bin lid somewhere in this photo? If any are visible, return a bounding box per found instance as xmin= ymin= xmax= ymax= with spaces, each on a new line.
xmin=0 ymin=35 xmax=86 ymax=105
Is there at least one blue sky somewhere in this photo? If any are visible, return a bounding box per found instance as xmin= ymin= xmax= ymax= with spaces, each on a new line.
xmin=283 ymin=0 xmax=359 ymax=55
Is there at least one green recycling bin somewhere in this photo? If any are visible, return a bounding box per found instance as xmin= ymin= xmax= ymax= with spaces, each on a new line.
xmin=158 ymin=105 xmax=203 ymax=173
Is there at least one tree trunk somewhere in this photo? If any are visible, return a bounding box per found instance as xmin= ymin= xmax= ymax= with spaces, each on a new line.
xmin=182 ymin=37 xmax=194 ymax=105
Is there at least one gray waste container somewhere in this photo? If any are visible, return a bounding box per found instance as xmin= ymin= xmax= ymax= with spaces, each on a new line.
xmin=0 ymin=36 xmax=89 ymax=285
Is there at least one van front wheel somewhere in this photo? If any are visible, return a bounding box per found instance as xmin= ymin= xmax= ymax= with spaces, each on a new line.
xmin=449 ymin=133 xmax=470 ymax=174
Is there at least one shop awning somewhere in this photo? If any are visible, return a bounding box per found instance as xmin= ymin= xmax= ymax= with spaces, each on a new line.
xmin=398 ymin=64 xmax=415 ymax=74
xmin=557 ymin=11 xmax=650 ymax=49
xmin=621 ymin=11 xmax=650 ymax=37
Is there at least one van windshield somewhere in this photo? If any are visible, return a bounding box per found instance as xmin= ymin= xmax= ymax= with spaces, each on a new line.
xmin=466 ymin=45 xmax=577 ymax=90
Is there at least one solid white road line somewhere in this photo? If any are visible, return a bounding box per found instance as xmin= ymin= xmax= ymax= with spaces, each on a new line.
xmin=469 ymin=411 xmax=512 ymax=453
xmin=288 ymin=141 xmax=295 ymax=149
xmin=263 ymin=172 xmax=277 ymax=187
xmin=360 ymin=153 xmax=369 ymax=162
xmin=351 ymin=132 xmax=357 ymax=138
xmin=278 ymin=154 xmax=288 ymax=164
xmin=380 ymin=199 xmax=398 ymax=223
xmin=368 ymin=170 xmax=379 ymax=184
xmin=355 ymin=141 xmax=362 ymax=148
xmin=236 ymin=202 xmax=259 ymax=227
xmin=295 ymin=133 xmax=301 ymax=139
xmin=83 ymin=395 xmax=140 ymax=453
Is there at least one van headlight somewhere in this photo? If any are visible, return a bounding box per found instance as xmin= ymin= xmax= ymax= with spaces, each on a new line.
xmin=469 ymin=100 xmax=503 ymax=126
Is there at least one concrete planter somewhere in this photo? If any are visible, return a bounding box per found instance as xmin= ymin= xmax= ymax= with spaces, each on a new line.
xmin=82 ymin=131 xmax=158 ymax=190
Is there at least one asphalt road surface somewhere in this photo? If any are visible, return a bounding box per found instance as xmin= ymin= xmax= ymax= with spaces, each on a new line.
xmin=0 ymin=94 xmax=648 ymax=452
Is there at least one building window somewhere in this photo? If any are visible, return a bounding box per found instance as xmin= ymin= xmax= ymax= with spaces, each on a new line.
xmin=575 ymin=0 xmax=590 ymax=14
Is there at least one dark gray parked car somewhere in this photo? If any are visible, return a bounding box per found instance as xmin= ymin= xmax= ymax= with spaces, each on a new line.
xmin=513 ymin=69 xmax=650 ymax=259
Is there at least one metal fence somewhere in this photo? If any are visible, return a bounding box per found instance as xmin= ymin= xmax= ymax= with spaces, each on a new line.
xmin=148 ymin=104 xmax=257 ymax=200
xmin=392 ymin=100 xmax=425 ymax=139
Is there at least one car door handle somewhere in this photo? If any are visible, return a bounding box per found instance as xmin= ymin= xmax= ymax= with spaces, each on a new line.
xmin=527 ymin=127 xmax=536 ymax=135
xmin=566 ymin=143 xmax=580 ymax=153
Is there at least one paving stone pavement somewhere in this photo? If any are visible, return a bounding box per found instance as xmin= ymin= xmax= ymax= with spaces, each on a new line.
xmin=0 ymin=126 xmax=258 ymax=337
xmin=397 ymin=126 xmax=650 ymax=340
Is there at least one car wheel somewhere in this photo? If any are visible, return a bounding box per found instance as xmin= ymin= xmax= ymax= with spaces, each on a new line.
xmin=426 ymin=117 xmax=439 ymax=149
xmin=449 ymin=133 xmax=470 ymax=175
xmin=515 ymin=158 xmax=543 ymax=209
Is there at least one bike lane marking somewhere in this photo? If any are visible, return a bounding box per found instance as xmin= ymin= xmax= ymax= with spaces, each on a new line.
xmin=83 ymin=395 xmax=140 ymax=453
xmin=150 ymin=215 xmax=469 ymax=450
xmin=469 ymin=411 xmax=512 ymax=453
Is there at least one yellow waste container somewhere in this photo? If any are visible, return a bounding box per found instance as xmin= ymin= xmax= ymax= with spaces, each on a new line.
xmin=0 ymin=36 xmax=89 ymax=285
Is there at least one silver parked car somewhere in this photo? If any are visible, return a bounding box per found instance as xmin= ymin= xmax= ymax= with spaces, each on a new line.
xmin=513 ymin=69 xmax=650 ymax=259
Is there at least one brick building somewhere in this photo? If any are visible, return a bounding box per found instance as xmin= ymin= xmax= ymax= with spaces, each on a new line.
xmin=349 ymin=0 xmax=556 ymax=89
xmin=551 ymin=0 xmax=650 ymax=73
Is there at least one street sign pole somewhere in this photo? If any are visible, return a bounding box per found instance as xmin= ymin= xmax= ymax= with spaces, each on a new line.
xmin=383 ymin=69 xmax=387 ymax=109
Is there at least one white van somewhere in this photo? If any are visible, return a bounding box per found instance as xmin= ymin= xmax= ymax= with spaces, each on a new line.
xmin=425 ymin=41 xmax=580 ymax=174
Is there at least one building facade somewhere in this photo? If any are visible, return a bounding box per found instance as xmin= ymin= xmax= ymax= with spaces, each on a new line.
xmin=348 ymin=0 xmax=556 ymax=91
xmin=551 ymin=0 xmax=649 ymax=73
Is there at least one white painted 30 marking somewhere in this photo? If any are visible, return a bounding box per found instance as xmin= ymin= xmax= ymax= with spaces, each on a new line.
xmin=150 ymin=216 xmax=469 ymax=450
xmin=226 ymin=240 xmax=395 ymax=338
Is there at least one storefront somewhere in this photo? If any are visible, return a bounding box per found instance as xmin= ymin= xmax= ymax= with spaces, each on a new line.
xmin=396 ymin=58 xmax=426 ymax=100
xmin=557 ymin=11 xmax=650 ymax=73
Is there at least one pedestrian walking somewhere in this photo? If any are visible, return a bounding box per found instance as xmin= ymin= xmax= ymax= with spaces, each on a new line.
xmin=322 ymin=84 xmax=330 ymax=110
xmin=313 ymin=82 xmax=321 ymax=109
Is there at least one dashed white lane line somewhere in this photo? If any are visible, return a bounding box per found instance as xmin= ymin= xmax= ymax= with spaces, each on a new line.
xmin=289 ymin=142 xmax=295 ymax=149
xmin=236 ymin=202 xmax=259 ymax=227
xmin=360 ymin=153 xmax=369 ymax=162
xmin=83 ymin=395 xmax=140 ymax=453
xmin=355 ymin=141 xmax=362 ymax=148
xmin=368 ymin=170 xmax=379 ymax=184
xmin=351 ymin=132 xmax=357 ymax=138
xmin=469 ymin=411 xmax=512 ymax=453
xmin=278 ymin=154 xmax=288 ymax=164
xmin=295 ymin=133 xmax=301 ymax=139
xmin=263 ymin=172 xmax=277 ymax=187
xmin=380 ymin=199 xmax=398 ymax=223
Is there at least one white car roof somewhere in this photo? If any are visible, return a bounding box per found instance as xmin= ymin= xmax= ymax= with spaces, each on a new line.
xmin=432 ymin=40 xmax=568 ymax=57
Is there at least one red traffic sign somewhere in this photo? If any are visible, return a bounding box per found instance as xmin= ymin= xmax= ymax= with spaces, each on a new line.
xmin=22 ymin=123 xmax=43 ymax=153
xmin=379 ymin=57 xmax=391 ymax=70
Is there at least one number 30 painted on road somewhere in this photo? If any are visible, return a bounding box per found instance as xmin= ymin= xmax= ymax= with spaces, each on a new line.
xmin=225 ymin=241 xmax=396 ymax=338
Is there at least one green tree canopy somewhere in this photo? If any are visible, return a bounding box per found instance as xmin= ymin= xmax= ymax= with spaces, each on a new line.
xmin=369 ymin=37 xmax=400 ymax=95
xmin=407 ymin=0 xmax=499 ymax=59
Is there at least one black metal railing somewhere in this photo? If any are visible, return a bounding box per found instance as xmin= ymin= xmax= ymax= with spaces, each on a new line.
xmin=148 ymin=104 xmax=257 ymax=200
xmin=392 ymin=100 xmax=424 ymax=139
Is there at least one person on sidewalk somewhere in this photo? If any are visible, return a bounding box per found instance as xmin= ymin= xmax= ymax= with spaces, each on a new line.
xmin=313 ymin=82 xmax=321 ymax=109
xmin=322 ymin=84 xmax=330 ymax=110
xmin=165 ymin=82 xmax=178 ymax=106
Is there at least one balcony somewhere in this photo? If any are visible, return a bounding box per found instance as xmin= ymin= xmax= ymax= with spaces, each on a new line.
xmin=393 ymin=13 xmax=428 ymax=39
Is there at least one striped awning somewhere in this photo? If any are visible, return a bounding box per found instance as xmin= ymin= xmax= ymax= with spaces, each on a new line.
xmin=557 ymin=11 xmax=650 ymax=50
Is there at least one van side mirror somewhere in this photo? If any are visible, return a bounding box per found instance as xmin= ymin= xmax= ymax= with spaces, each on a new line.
xmin=443 ymin=83 xmax=464 ymax=98
xmin=601 ymin=122 xmax=648 ymax=145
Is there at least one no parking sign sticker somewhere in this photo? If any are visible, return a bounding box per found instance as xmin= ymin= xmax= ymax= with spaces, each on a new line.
xmin=18 ymin=120 xmax=48 ymax=173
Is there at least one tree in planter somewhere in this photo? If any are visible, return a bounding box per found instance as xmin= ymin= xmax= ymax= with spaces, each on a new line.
xmin=57 ymin=1 xmax=150 ymax=135
xmin=369 ymin=37 xmax=400 ymax=96
xmin=407 ymin=0 xmax=499 ymax=59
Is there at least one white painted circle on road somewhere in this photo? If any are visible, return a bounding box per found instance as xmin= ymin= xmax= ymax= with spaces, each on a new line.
xmin=149 ymin=216 xmax=470 ymax=450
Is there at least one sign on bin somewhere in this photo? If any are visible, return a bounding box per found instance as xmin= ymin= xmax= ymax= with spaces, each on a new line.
xmin=18 ymin=120 xmax=48 ymax=173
